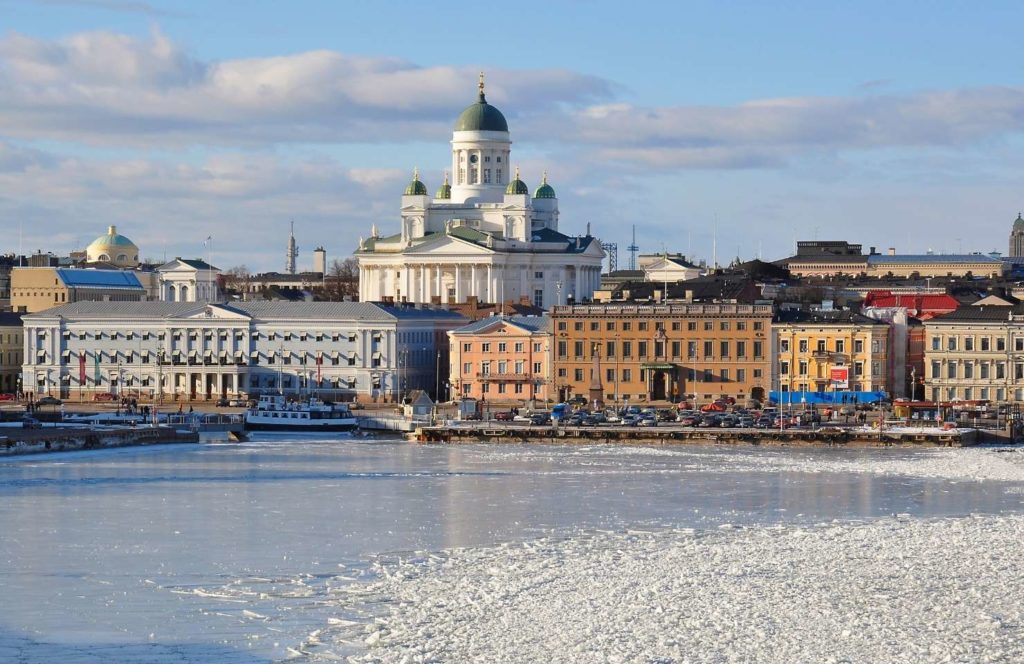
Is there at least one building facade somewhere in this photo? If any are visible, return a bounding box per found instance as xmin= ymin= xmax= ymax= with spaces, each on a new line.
xmin=773 ymin=311 xmax=890 ymax=395
xmin=21 ymin=301 xmax=464 ymax=403
xmin=448 ymin=315 xmax=552 ymax=403
xmin=356 ymin=76 xmax=604 ymax=306
xmin=1010 ymin=213 xmax=1024 ymax=258
xmin=11 ymin=267 xmax=146 ymax=313
xmin=924 ymin=306 xmax=1024 ymax=403
xmin=551 ymin=303 xmax=773 ymax=405
xmin=0 ymin=312 xmax=23 ymax=394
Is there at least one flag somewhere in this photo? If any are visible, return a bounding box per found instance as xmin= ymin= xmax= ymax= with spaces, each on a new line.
xmin=316 ymin=352 xmax=322 ymax=383
xmin=94 ymin=353 xmax=100 ymax=385
xmin=79 ymin=354 xmax=86 ymax=384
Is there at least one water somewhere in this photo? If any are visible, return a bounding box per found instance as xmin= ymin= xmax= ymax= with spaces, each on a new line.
xmin=0 ymin=436 xmax=1022 ymax=662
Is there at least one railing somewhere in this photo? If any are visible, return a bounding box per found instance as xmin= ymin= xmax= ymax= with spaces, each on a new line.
xmin=475 ymin=373 xmax=545 ymax=383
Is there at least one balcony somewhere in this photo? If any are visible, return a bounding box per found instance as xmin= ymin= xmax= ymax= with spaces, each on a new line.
xmin=812 ymin=351 xmax=849 ymax=363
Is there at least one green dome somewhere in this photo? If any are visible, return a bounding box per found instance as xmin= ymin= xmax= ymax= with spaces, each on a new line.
xmin=1014 ymin=213 xmax=1024 ymax=230
xmin=435 ymin=172 xmax=451 ymax=199
xmin=404 ymin=168 xmax=428 ymax=196
xmin=454 ymin=75 xmax=509 ymax=132
xmin=533 ymin=172 xmax=556 ymax=199
xmin=505 ymin=168 xmax=529 ymax=195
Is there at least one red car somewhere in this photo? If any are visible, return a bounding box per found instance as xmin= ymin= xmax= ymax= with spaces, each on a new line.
xmin=494 ymin=411 xmax=514 ymax=422
xmin=0 ymin=393 xmax=14 ymax=401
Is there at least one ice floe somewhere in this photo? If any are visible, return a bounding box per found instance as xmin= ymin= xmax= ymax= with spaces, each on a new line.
xmin=341 ymin=515 xmax=1024 ymax=663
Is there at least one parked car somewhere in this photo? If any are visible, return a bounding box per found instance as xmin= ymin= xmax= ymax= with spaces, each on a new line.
xmin=529 ymin=413 xmax=550 ymax=425
xmin=229 ymin=398 xmax=247 ymax=407
xmin=738 ymin=416 xmax=755 ymax=428
xmin=637 ymin=416 xmax=657 ymax=427
xmin=0 ymin=393 xmax=15 ymax=401
xmin=677 ymin=415 xmax=699 ymax=426
xmin=93 ymin=392 xmax=117 ymax=402
xmin=512 ymin=414 xmax=532 ymax=423
xmin=568 ymin=395 xmax=589 ymax=407
xmin=494 ymin=411 xmax=514 ymax=422
xmin=215 ymin=397 xmax=230 ymax=407
xmin=21 ymin=417 xmax=42 ymax=429
xmin=36 ymin=396 xmax=62 ymax=406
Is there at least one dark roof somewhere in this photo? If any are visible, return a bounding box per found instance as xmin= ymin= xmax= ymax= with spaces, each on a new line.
xmin=928 ymin=305 xmax=1024 ymax=322
xmin=610 ymin=276 xmax=759 ymax=303
xmin=734 ymin=259 xmax=791 ymax=281
xmin=773 ymin=310 xmax=887 ymax=325
xmin=0 ymin=312 xmax=24 ymax=326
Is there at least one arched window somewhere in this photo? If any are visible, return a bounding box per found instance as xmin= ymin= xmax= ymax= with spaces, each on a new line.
xmin=180 ymin=285 xmax=189 ymax=301
xmin=168 ymin=285 xmax=176 ymax=302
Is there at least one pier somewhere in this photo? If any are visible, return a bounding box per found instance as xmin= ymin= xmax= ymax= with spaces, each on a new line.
xmin=410 ymin=423 xmax=980 ymax=447
xmin=0 ymin=426 xmax=199 ymax=457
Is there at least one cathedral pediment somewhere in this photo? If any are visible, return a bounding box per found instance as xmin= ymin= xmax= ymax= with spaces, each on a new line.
xmin=402 ymin=234 xmax=494 ymax=256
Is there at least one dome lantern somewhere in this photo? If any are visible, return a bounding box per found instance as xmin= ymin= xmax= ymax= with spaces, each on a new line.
xmin=404 ymin=167 xmax=428 ymax=196
xmin=533 ymin=171 xmax=556 ymax=199
xmin=505 ymin=166 xmax=529 ymax=195
xmin=435 ymin=171 xmax=452 ymax=200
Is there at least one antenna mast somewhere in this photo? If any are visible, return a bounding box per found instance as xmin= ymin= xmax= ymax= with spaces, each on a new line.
xmin=627 ymin=225 xmax=639 ymax=271
xmin=286 ymin=221 xmax=299 ymax=275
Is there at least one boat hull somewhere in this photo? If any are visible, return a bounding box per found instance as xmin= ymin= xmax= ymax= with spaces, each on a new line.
xmin=245 ymin=419 xmax=357 ymax=432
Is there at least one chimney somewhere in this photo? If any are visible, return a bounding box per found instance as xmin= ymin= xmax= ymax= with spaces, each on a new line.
xmin=869 ymin=246 xmax=876 ymax=255
xmin=888 ymin=247 xmax=896 ymax=256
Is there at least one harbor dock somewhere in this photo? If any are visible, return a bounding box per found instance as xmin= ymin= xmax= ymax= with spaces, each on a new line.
xmin=0 ymin=426 xmax=199 ymax=457
xmin=410 ymin=423 xmax=981 ymax=447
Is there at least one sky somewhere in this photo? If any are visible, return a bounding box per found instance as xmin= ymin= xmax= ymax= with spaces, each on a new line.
xmin=3 ymin=0 xmax=1024 ymax=272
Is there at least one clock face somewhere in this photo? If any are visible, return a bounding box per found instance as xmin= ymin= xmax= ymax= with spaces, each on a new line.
xmin=469 ymin=154 xmax=478 ymax=163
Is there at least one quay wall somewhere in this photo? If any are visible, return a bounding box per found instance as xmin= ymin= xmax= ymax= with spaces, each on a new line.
xmin=0 ymin=427 xmax=199 ymax=457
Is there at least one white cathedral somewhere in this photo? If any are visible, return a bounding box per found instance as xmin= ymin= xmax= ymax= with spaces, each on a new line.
xmin=356 ymin=75 xmax=604 ymax=307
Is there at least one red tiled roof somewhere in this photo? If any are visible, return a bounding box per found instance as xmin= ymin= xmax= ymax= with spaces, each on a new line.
xmin=863 ymin=290 xmax=960 ymax=319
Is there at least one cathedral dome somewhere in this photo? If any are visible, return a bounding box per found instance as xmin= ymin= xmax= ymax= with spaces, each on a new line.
xmin=1014 ymin=213 xmax=1024 ymax=231
xmin=86 ymin=225 xmax=139 ymax=267
xmin=454 ymin=74 xmax=509 ymax=133
xmin=533 ymin=171 xmax=556 ymax=199
xmin=435 ymin=172 xmax=451 ymax=200
xmin=404 ymin=168 xmax=428 ymax=196
xmin=505 ymin=166 xmax=529 ymax=195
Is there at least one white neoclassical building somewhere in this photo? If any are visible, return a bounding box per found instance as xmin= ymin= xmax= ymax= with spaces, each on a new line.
xmin=356 ymin=75 xmax=604 ymax=308
xmin=157 ymin=258 xmax=221 ymax=302
xmin=22 ymin=301 xmax=465 ymax=403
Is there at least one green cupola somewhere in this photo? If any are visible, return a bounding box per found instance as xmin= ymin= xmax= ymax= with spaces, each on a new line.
xmin=505 ymin=166 xmax=529 ymax=195
xmin=1014 ymin=212 xmax=1024 ymax=231
xmin=435 ymin=171 xmax=451 ymax=200
xmin=404 ymin=167 xmax=428 ymax=196
xmin=454 ymin=72 xmax=509 ymax=133
xmin=533 ymin=171 xmax=556 ymax=199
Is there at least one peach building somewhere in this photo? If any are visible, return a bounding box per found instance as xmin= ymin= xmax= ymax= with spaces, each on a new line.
xmin=448 ymin=315 xmax=552 ymax=403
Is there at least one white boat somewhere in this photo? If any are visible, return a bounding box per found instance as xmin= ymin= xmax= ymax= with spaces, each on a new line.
xmin=244 ymin=394 xmax=358 ymax=432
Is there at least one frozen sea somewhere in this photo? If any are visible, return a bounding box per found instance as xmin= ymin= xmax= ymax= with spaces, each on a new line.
xmin=2 ymin=436 xmax=1024 ymax=662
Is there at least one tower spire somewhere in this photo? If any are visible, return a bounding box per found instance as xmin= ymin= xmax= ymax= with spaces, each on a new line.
xmin=478 ymin=71 xmax=486 ymax=102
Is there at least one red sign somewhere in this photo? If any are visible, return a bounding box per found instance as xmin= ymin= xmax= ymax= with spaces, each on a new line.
xmin=830 ymin=367 xmax=849 ymax=388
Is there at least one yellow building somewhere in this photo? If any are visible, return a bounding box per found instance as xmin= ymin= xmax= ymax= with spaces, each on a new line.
xmin=11 ymin=267 xmax=146 ymax=313
xmin=773 ymin=310 xmax=889 ymax=394
xmin=0 ymin=312 xmax=23 ymax=394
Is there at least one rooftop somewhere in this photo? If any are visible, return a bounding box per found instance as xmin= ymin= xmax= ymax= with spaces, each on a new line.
xmin=55 ymin=268 xmax=143 ymax=290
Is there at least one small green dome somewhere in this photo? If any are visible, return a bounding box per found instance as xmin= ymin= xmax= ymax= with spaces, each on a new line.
xmin=404 ymin=168 xmax=428 ymax=196
xmin=435 ymin=172 xmax=451 ymax=200
xmin=454 ymin=74 xmax=509 ymax=133
xmin=506 ymin=166 xmax=528 ymax=195
xmin=1014 ymin=213 xmax=1024 ymax=231
xmin=533 ymin=171 xmax=556 ymax=199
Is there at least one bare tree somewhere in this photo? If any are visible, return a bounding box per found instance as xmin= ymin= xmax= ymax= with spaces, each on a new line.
xmin=318 ymin=258 xmax=359 ymax=301
xmin=222 ymin=265 xmax=252 ymax=298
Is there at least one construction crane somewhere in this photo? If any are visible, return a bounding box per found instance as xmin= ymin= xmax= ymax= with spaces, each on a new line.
xmin=600 ymin=242 xmax=618 ymax=274
xmin=627 ymin=225 xmax=639 ymax=271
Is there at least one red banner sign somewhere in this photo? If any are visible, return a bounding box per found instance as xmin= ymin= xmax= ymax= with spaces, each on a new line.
xmin=79 ymin=354 xmax=86 ymax=384
xmin=830 ymin=367 xmax=849 ymax=388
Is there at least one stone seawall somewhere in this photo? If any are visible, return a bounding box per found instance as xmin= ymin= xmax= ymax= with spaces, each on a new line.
xmin=0 ymin=427 xmax=199 ymax=457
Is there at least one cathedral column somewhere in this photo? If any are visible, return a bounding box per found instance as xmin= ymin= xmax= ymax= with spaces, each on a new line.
xmin=486 ymin=264 xmax=493 ymax=303
xmin=470 ymin=264 xmax=478 ymax=298
xmin=435 ymin=265 xmax=442 ymax=302
xmin=419 ymin=265 xmax=426 ymax=302
xmin=454 ymin=265 xmax=462 ymax=302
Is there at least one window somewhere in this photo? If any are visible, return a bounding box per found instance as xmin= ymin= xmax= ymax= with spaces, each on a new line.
xmin=798 ymin=339 xmax=808 ymax=353
xmin=780 ymin=339 xmax=790 ymax=353
xmin=463 ymin=362 xmax=471 ymax=374
xmin=964 ymin=362 xmax=974 ymax=379
xmin=574 ymin=341 xmax=584 ymax=358
xmin=1015 ymin=338 xmax=1024 ymax=352
xmin=816 ymin=339 xmax=826 ymax=352
xmin=606 ymin=368 xmax=615 ymax=382
xmin=703 ymin=340 xmax=713 ymax=358
xmin=687 ymin=341 xmax=697 ymax=359
xmin=720 ymin=369 xmax=729 ymax=381
xmin=558 ymin=368 xmax=567 ymax=378
xmin=981 ymin=337 xmax=991 ymax=351
xmin=574 ymin=322 xmax=584 ymax=332
xmin=720 ymin=341 xmax=730 ymax=357
xmin=622 ymin=322 xmax=632 ymax=331
xmin=967 ymin=337 xmax=976 ymax=351
xmin=622 ymin=369 xmax=632 ymax=382
xmin=947 ymin=362 xmax=957 ymax=379
xmin=574 ymin=368 xmax=584 ymax=381
xmin=463 ymin=343 xmax=472 ymax=352
xmin=704 ymin=322 xmax=713 ymax=331
xmin=590 ymin=322 xmax=599 ymax=331
xmin=498 ymin=361 xmax=508 ymax=373
xmin=855 ymin=339 xmax=864 ymax=354
xmin=482 ymin=343 xmax=491 ymax=352
xmin=483 ymin=169 xmax=491 ymax=183
xmin=736 ymin=341 xmax=746 ymax=358
xmin=671 ymin=341 xmax=681 ymax=358
xmin=534 ymin=343 xmax=542 ymax=352
xmin=687 ymin=322 xmax=697 ymax=331
xmin=671 ymin=322 xmax=681 ymax=331
xmin=997 ymin=362 xmax=1006 ymax=379
xmin=947 ymin=336 xmax=957 ymax=351
xmin=481 ymin=361 xmax=491 ymax=375
xmin=932 ymin=337 xmax=941 ymax=351
xmin=753 ymin=322 xmax=764 ymax=331
xmin=781 ymin=361 xmax=790 ymax=375
xmin=638 ymin=341 xmax=648 ymax=357
xmin=835 ymin=339 xmax=845 ymax=353
xmin=606 ymin=341 xmax=616 ymax=357
xmin=855 ymin=361 xmax=864 ymax=376
xmin=558 ymin=322 xmax=567 ymax=331
xmin=557 ymin=341 xmax=567 ymax=358
xmin=514 ymin=342 xmax=524 ymax=353
xmin=754 ymin=341 xmax=763 ymax=359
xmin=498 ymin=342 xmax=507 ymax=353
xmin=981 ymin=362 xmax=990 ymax=379
xmin=638 ymin=322 xmax=648 ymax=331
xmin=534 ymin=271 xmax=544 ymax=279
xmin=533 ymin=289 xmax=544 ymax=308
xmin=737 ymin=369 xmax=746 ymax=382
xmin=533 ymin=362 xmax=542 ymax=373
xmin=798 ymin=360 xmax=808 ymax=375
xmin=622 ymin=341 xmax=633 ymax=357
xmin=720 ymin=322 xmax=730 ymax=331
xmin=997 ymin=338 xmax=1007 ymax=352
xmin=606 ymin=322 xmax=616 ymax=331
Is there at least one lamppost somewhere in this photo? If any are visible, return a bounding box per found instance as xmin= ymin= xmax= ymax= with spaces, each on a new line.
xmin=158 ymin=349 xmax=165 ymax=405
xmin=435 ymin=349 xmax=441 ymax=402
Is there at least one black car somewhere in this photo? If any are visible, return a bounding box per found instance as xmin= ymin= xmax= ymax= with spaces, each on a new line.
xmin=36 ymin=396 xmax=62 ymax=406
xmin=530 ymin=413 xmax=550 ymax=425
xmin=215 ymin=398 xmax=230 ymax=407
